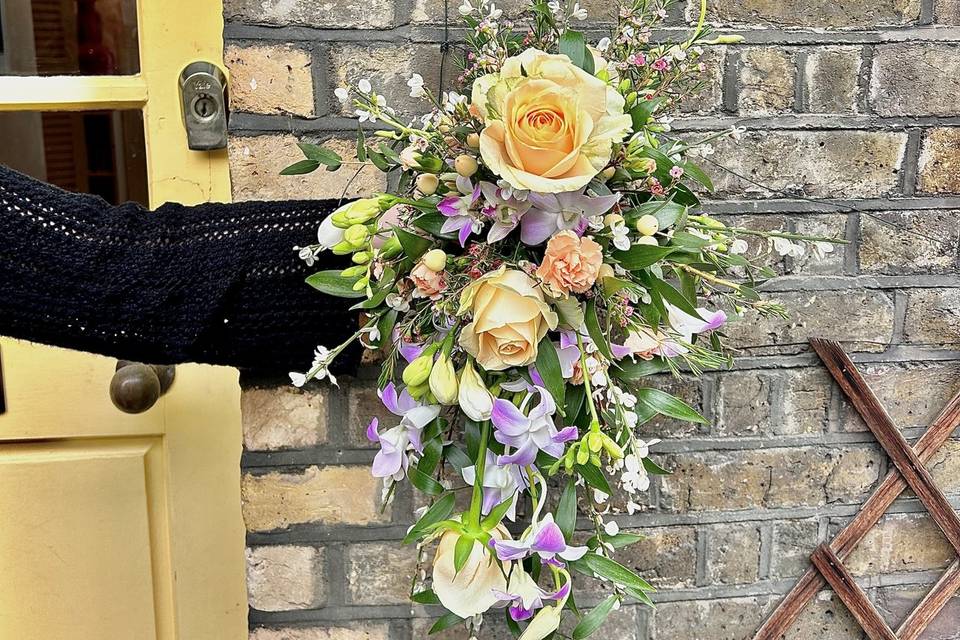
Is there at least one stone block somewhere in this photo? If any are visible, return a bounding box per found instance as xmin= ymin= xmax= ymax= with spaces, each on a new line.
xmin=229 ymin=134 xmax=387 ymax=201
xmin=904 ymin=288 xmax=960 ymax=348
xmin=724 ymin=290 xmax=895 ymax=355
xmin=711 ymin=214 xmax=790 ymax=274
xmin=870 ymin=45 xmax=960 ymax=116
xmin=242 ymin=386 xmax=327 ymax=451
xmin=680 ymin=46 xmax=726 ymax=115
xmin=804 ymin=47 xmax=861 ymax=114
xmin=715 ymin=371 xmax=773 ymax=437
xmin=770 ymin=518 xmax=820 ymax=579
xmin=249 ymin=626 xmax=389 ymax=640
xmin=927 ymin=440 xmax=960 ymax=494
xmin=579 ymin=526 xmax=698 ymax=591
xmin=705 ymin=523 xmax=762 ymax=584
xmin=860 ymin=210 xmax=960 ymax=274
xmin=780 ymin=368 xmax=832 ymax=436
xmin=640 ymin=374 xmax=705 ymax=439
xmin=844 ymin=513 xmax=954 ymax=575
xmin=225 ymin=44 xmax=315 ymax=117
xmin=790 ymin=214 xmax=847 ymax=275
xmin=779 ymin=590 xmax=863 ymax=640
xmin=919 ymin=128 xmax=960 ymax=194
xmin=738 ymin=48 xmax=795 ymax=115
xmin=347 ymin=383 xmax=393 ymax=448
xmin=936 ymin=0 xmax=960 ymax=22
xmin=839 ymin=362 xmax=960 ymax=432
xmin=699 ymin=0 xmax=920 ymax=27
xmin=242 ymin=465 xmax=388 ymax=532
xmin=651 ymin=596 xmax=774 ymax=640
xmin=707 ymin=131 xmax=907 ymax=199
xmin=411 ymin=0 xmax=618 ymax=24
xmin=344 ymin=543 xmax=420 ymax=605
xmin=876 ymin=586 xmax=960 ymax=637
xmin=225 ymin=0 xmax=395 ymax=28
xmin=246 ymin=545 xmax=324 ymax=611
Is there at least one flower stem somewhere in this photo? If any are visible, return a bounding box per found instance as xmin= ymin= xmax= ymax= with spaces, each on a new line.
xmin=467 ymin=419 xmax=491 ymax=530
xmin=677 ymin=264 xmax=742 ymax=291
xmin=576 ymin=333 xmax=602 ymax=432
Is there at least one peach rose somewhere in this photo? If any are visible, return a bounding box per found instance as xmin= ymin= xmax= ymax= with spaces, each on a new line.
xmin=536 ymin=231 xmax=603 ymax=297
xmin=458 ymin=267 xmax=559 ymax=371
xmin=471 ymin=48 xmax=632 ymax=193
xmin=410 ymin=262 xmax=445 ymax=298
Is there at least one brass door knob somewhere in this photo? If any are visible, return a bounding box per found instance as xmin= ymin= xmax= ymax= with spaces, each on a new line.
xmin=110 ymin=362 xmax=175 ymax=413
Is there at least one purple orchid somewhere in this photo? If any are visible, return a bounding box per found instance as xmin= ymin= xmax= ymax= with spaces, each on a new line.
xmin=492 ymin=571 xmax=571 ymax=621
xmin=366 ymin=382 xmax=440 ymax=480
xmin=438 ymin=175 xmax=483 ymax=246
xmin=521 ymin=191 xmax=621 ymax=245
xmin=479 ymin=182 xmax=532 ymax=243
xmin=491 ymin=387 xmax=578 ymax=466
xmin=490 ymin=513 xmax=588 ymax=565
xmin=462 ymin=450 xmax=529 ymax=520
xmin=557 ymin=331 xmax=584 ymax=379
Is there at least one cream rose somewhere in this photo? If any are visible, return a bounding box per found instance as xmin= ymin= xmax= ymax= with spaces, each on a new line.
xmin=458 ymin=267 xmax=559 ymax=371
xmin=471 ymin=48 xmax=632 ymax=193
xmin=432 ymin=526 xmax=511 ymax=618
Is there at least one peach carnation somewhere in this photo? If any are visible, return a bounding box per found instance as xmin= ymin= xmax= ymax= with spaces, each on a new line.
xmin=535 ymin=231 xmax=603 ymax=297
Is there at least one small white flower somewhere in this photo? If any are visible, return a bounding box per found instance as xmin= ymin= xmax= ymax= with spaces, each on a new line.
xmin=812 ymin=241 xmax=836 ymax=260
xmin=571 ymin=2 xmax=587 ymax=20
xmin=668 ymin=44 xmax=687 ymax=61
xmin=771 ymin=236 xmax=805 ymax=258
xmin=289 ymin=372 xmax=307 ymax=387
xmin=357 ymin=78 xmax=372 ymax=93
xmin=334 ymin=87 xmax=350 ymax=102
xmin=296 ymin=245 xmax=318 ymax=266
xmin=604 ymin=520 xmax=620 ymax=536
xmin=730 ymin=238 xmax=749 ymax=255
xmin=386 ymin=293 xmax=410 ymax=313
xmin=597 ymin=37 xmax=611 ymax=52
xmin=458 ymin=0 xmax=473 ymax=14
xmin=730 ymin=126 xmax=747 ymax=141
xmin=547 ymin=0 xmax=561 ymax=14
xmin=611 ymin=222 xmax=631 ymax=251
xmin=593 ymin=489 xmax=609 ymax=504
xmin=407 ymin=73 xmax=426 ymax=98
xmin=356 ymin=109 xmax=375 ymax=123
xmin=487 ymin=2 xmax=502 ymax=18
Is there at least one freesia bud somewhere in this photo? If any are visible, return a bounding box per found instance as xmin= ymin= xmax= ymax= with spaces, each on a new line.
xmin=458 ymin=360 xmax=493 ymax=421
xmin=407 ymin=381 xmax=430 ymax=399
xmin=331 ymin=198 xmax=381 ymax=227
xmin=331 ymin=240 xmax=355 ymax=255
xmin=429 ymin=352 xmax=459 ymax=405
xmin=603 ymin=213 xmax=624 ymax=228
xmin=340 ymin=265 xmax=367 ymax=278
xmin=602 ymin=434 xmax=625 ymax=460
xmin=704 ymin=34 xmax=745 ymax=44
xmin=635 ymin=236 xmax=659 ymax=246
xmin=402 ymin=352 xmax=434 ymax=387
xmin=352 ymin=251 xmax=371 ymax=264
xmin=466 ymin=133 xmax=481 ymax=149
xmin=344 ymin=224 xmax=370 ymax=247
xmin=598 ymin=263 xmax=615 ymax=281
xmin=422 ymin=248 xmax=448 ymax=272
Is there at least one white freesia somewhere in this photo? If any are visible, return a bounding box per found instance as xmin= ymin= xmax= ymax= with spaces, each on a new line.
xmin=458 ymin=359 xmax=494 ymax=420
xmin=317 ymin=215 xmax=345 ymax=250
xmin=432 ymin=527 xmax=511 ymax=618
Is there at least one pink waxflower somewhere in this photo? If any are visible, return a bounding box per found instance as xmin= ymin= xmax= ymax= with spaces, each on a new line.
xmin=651 ymin=57 xmax=669 ymax=72
xmin=669 ymin=166 xmax=685 ymax=180
xmin=409 ymin=262 xmax=446 ymax=298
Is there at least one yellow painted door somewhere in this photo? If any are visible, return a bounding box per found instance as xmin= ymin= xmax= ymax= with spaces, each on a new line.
xmin=0 ymin=0 xmax=248 ymax=638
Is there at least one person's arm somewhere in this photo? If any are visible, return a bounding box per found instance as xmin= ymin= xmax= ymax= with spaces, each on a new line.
xmin=0 ymin=164 xmax=360 ymax=374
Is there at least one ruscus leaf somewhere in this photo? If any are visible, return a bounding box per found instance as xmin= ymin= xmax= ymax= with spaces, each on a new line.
xmin=535 ymin=336 xmax=566 ymax=411
xmin=635 ymin=387 xmax=707 ymax=424
xmin=572 ymin=595 xmax=619 ymax=640
xmin=305 ymin=270 xmax=366 ymax=298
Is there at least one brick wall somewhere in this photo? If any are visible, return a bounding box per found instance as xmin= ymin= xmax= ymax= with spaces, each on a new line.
xmin=224 ymin=1 xmax=960 ymax=638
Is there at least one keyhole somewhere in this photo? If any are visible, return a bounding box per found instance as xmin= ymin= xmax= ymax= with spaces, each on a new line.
xmin=193 ymin=95 xmax=217 ymax=119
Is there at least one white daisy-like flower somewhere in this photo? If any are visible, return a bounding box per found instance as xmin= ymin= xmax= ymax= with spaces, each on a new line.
xmin=457 ymin=0 xmax=473 ymax=15
xmin=730 ymin=238 xmax=749 ymax=255
xmin=597 ymin=37 xmax=611 ymax=52
xmin=357 ymin=78 xmax=372 ymax=93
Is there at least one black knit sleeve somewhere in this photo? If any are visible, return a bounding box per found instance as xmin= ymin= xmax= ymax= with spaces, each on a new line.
xmin=0 ymin=164 xmax=361 ymax=374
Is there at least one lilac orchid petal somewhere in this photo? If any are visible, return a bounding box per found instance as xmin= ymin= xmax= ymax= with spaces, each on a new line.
xmin=552 ymin=426 xmax=579 ymax=443
xmin=559 ymin=331 xmax=578 ymax=350
xmin=545 ymin=582 xmax=571 ymax=601
xmin=486 ymin=220 xmax=516 ymax=243
xmin=528 ymin=387 xmax=556 ymax=421
xmin=610 ymin=342 xmax=632 ymax=359
xmin=492 ymin=538 xmax=533 ymax=562
xmin=558 ymin=544 xmax=589 ymax=562
xmin=531 ymin=521 xmax=568 ymax=555
xmin=481 ymin=487 xmax=501 ymax=514
xmin=379 ymin=383 xmax=400 ymax=415
xmin=366 ymin=418 xmax=380 ymax=443
xmin=529 ymin=366 xmax=545 ymax=388
xmin=497 ymin=440 xmax=539 ymax=466
xmin=458 ymin=222 xmax=473 ymax=247
xmin=437 ymin=196 xmax=460 ymax=217
xmin=371 ymin=449 xmax=402 ymax=478
xmin=520 ymin=209 xmax=559 ymax=245
xmin=398 ymin=341 xmax=425 ymax=364
xmin=509 ymin=605 xmax=536 ymax=621
xmin=490 ymin=399 xmax=529 ymax=436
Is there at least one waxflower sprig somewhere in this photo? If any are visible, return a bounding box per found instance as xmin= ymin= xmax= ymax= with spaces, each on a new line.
xmin=284 ymin=0 xmax=842 ymax=637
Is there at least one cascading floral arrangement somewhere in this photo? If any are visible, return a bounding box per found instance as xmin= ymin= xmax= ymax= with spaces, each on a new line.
xmin=286 ymin=0 xmax=839 ymax=637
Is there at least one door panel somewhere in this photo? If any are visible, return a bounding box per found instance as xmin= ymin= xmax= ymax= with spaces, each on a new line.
xmin=0 ymin=0 xmax=246 ymax=638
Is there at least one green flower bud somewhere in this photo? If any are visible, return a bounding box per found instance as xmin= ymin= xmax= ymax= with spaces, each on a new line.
xmin=340 ymin=265 xmax=367 ymax=278
xmin=601 ymin=434 xmax=624 ymax=460
xmin=576 ymin=443 xmax=590 ymax=466
xmin=352 ymin=251 xmax=371 ymax=264
xmin=587 ymin=432 xmax=604 ymax=453
xmin=330 ymin=198 xmax=381 ymax=228
xmin=352 ymin=276 xmax=369 ymax=291
xmin=618 ymin=79 xmax=632 ymax=93
xmin=407 ymin=381 xmax=430 ymax=399
xmin=344 ymin=224 xmax=370 ymax=248
xmin=403 ymin=352 xmax=434 ymax=387
xmin=332 ymin=240 xmax=355 ymax=255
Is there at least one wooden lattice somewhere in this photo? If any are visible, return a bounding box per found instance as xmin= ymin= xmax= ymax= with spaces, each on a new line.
xmin=754 ymin=338 xmax=960 ymax=640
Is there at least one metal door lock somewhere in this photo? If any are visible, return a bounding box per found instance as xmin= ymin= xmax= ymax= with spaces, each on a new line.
xmin=179 ymin=61 xmax=229 ymax=150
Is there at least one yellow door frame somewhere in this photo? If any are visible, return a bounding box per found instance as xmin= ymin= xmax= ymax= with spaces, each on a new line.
xmin=0 ymin=0 xmax=247 ymax=637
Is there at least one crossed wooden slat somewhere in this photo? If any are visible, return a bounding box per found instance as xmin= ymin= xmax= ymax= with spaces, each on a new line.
xmin=753 ymin=338 xmax=960 ymax=640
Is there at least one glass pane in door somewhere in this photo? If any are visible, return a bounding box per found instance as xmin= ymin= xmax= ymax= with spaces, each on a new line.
xmin=0 ymin=0 xmax=139 ymax=75
xmin=0 ymin=109 xmax=147 ymax=205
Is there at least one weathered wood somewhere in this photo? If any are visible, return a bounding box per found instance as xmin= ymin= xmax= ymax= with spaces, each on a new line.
xmin=753 ymin=339 xmax=960 ymax=640
xmin=896 ymin=559 xmax=960 ymax=640
xmin=810 ymin=338 xmax=960 ymax=554
xmin=810 ymin=544 xmax=898 ymax=640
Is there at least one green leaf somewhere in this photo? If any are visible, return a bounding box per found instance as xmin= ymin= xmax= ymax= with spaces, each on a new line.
xmin=642 ymin=457 xmax=671 ymax=475
xmin=305 ymin=270 xmax=366 ymax=298
xmin=356 ymin=127 xmax=367 ymax=163
xmin=394 ymin=227 xmax=433 ymax=260
xmin=611 ymin=244 xmax=675 ymax=270
xmin=556 ymin=479 xmax=578 ymax=541
xmin=505 ymin=610 xmax=522 ymax=637
xmin=585 ymin=299 xmax=613 ymax=361
xmin=629 ymin=96 xmax=667 ymax=130
xmin=670 ymin=230 xmax=713 ymax=250
xmin=413 ymin=211 xmax=457 ymax=239
xmin=403 ymin=493 xmax=456 ymax=544
xmin=297 ymin=142 xmax=342 ymax=170
xmin=429 ymin=612 xmax=464 ymax=634
xmin=626 ymin=199 xmax=686 ymax=230
xmin=563 ymin=384 xmax=586 ymax=429
xmin=612 ymin=357 xmax=669 ymax=381
xmin=444 ymin=445 xmax=473 ymax=472
xmin=372 ymin=309 xmax=398 ymax=349
xmin=559 ymin=30 xmax=593 ymax=73
xmin=280 ymin=159 xmax=321 ymax=175
xmin=635 ymin=387 xmax=707 ymax=424
xmin=453 ymin=536 xmax=474 ymax=574
xmin=682 ymin=160 xmax=714 ymax=191
xmin=648 ymin=276 xmax=700 ymax=317
xmin=481 ymin=497 xmax=516 ymax=530
xmin=535 ymin=336 xmax=566 ymax=411
xmin=575 ymin=463 xmax=612 ymax=495
xmin=411 ymin=589 xmax=440 ymax=605
xmin=572 ymin=595 xmax=618 ymax=640
xmin=574 ymin=552 xmax=655 ymax=593
xmin=553 ymin=296 xmax=585 ymax=330
xmin=418 ymin=437 xmax=444 ymax=476
xmin=368 ymin=150 xmax=391 ymax=172
xmin=408 ymin=466 xmax=445 ymax=495
xmin=465 ymin=419 xmax=482 ymax=461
